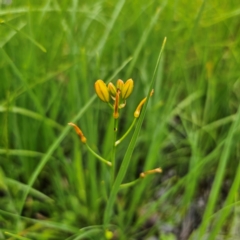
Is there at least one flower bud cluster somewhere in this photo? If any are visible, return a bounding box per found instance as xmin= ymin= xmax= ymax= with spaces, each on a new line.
xmin=68 ymin=79 xmax=162 ymax=183
xmin=94 ymin=79 xmax=134 ymax=119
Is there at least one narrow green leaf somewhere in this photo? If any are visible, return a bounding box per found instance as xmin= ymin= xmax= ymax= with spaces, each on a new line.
xmin=207 ymin=156 xmax=240 ymax=239
xmin=103 ymin=37 xmax=167 ymax=226
xmin=126 ymin=5 xmax=166 ymax=76
xmin=198 ymin=105 xmax=240 ymax=237
xmin=94 ymin=0 xmax=126 ymax=55
xmin=0 ymin=209 xmax=78 ymax=233
xmin=0 ymin=21 xmax=26 ymax=47
xmin=2 ymin=21 xmax=47 ymax=52
xmin=4 ymin=232 xmax=31 ymax=240
xmin=0 ymin=106 xmax=63 ymax=130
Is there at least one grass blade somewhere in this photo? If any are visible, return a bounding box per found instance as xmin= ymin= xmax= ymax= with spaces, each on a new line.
xmin=0 ymin=106 xmax=63 ymax=130
xmin=94 ymin=0 xmax=126 ymax=55
xmin=1 ymin=20 xmax=47 ymax=52
xmin=207 ymin=159 xmax=240 ymax=239
xmin=126 ymin=4 xmax=166 ymax=76
xmin=198 ymin=105 xmax=240 ymax=237
xmin=0 ymin=21 xmax=26 ymax=47
xmin=4 ymin=232 xmax=31 ymax=240
xmin=103 ymin=37 xmax=167 ymax=226
xmin=0 ymin=209 xmax=78 ymax=233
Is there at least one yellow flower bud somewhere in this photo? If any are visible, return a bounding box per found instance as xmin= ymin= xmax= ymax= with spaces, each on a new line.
xmin=105 ymin=230 xmax=114 ymax=239
xmin=140 ymin=168 xmax=162 ymax=178
xmin=94 ymin=79 xmax=110 ymax=102
xmin=134 ymin=89 xmax=154 ymax=118
xmin=108 ymin=82 xmax=117 ymax=96
xmin=134 ymin=98 xmax=146 ymax=118
xmin=68 ymin=122 xmax=87 ymax=143
xmin=116 ymin=79 xmax=124 ymax=91
xmin=121 ymin=78 xmax=134 ymax=99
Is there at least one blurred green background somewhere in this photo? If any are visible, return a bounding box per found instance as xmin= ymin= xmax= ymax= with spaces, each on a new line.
xmin=1 ymin=0 xmax=240 ymax=239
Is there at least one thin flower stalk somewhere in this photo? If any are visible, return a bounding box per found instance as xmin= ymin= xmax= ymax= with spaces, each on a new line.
xmin=115 ymin=118 xmax=137 ymax=146
xmin=120 ymin=168 xmax=162 ymax=189
xmin=111 ymin=118 xmax=118 ymax=184
xmin=68 ymin=123 xmax=111 ymax=167
xmin=85 ymin=143 xmax=112 ymax=167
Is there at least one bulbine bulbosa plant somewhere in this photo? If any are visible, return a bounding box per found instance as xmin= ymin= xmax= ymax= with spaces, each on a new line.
xmin=69 ymin=79 xmax=162 ymax=184
xmin=68 ymin=37 xmax=166 ymax=235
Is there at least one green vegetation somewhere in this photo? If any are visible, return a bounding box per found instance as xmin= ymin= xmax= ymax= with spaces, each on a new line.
xmin=1 ymin=0 xmax=240 ymax=239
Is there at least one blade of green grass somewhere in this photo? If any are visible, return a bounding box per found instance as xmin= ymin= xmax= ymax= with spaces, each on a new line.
xmin=0 ymin=148 xmax=55 ymax=158
xmin=229 ymin=204 xmax=240 ymax=238
xmin=101 ymin=3 xmax=166 ymax=226
xmin=125 ymin=78 xmax=178 ymax=227
xmin=0 ymin=6 xmax=94 ymax=16
xmin=103 ymin=37 xmax=167 ymax=226
xmin=198 ymin=105 xmax=240 ymax=237
xmin=202 ymin=8 xmax=240 ymax=27
xmin=6 ymin=178 xmax=54 ymax=202
xmin=4 ymin=232 xmax=31 ymax=240
xmin=0 ymin=209 xmax=78 ymax=233
xmin=73 ymin=138 xmax=86 ymax=203
xmin=65 ymin=225 xmax=108 ymax=240
xmin=0 ymin=63 xmax=75 ymax=106
xmin=0 ymin=47 xmax=44 ymax=114
xmin=207 ymin=156 xmax=240 ymax=239
xmin=181 ymin=125 xmax=201 ymax=212
xmin=201 ymin=114 xmax=236 ymax=132
xmin=0 ymin=106 xmax=63 ymax=130
xmin=1 ymin=20 xmax=47 ymax=52
xmin=132 ymin=139 xmax=225 ymax=231
xmin=0 ymin=21 xmax=26 ymax=47
xmin=94 ymin=0 xmax=126 ymax=55
xmin=125 ymin=4 xmax=166 ymax=76
xmin=71 ymin=229 xmax=103 ymax=240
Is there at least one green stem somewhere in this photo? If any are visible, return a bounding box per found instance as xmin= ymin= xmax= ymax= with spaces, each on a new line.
xmin=108 ymin=102 xmax=114 ymax=109
xmin=111 ymin=118 xmax=118 ymax=184
xmin=85 ymin=143 xmax=112 ymax=167
xmin=120 ymin=178 xmax=140 ymax=189
xmin=115 ymin=118 xmax=137 ymax=146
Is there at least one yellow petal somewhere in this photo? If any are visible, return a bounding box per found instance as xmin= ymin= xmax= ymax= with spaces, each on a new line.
xmin=122 ymin=78 xmax=134 ymax=99
xmin=116 ymin=79 xmax=124 ymax=91
xmin=94 ymin=79 xmax=110 ymax=102
xmin=108 ymin=82 xmax=117 ymax=96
